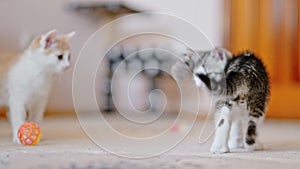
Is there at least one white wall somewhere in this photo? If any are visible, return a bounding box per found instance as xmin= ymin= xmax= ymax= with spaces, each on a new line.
xmin=0 ymin=0 xmax=223 ymax=114
xmin=124 ymin=0 xmax=224 ymax=47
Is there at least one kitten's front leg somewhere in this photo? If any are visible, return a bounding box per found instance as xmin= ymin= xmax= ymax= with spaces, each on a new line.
xmin=28 ymin=96 xmax=48 ymax=125
xmin=210 ymin=106 xmax=231 ymax=154
xmin=9 ymin=98 xmax=26 ymax=144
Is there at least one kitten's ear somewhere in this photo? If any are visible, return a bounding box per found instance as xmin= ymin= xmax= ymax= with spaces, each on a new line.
xmin=62 ymin=31 xmax=76 ymax=41
xmin=214 ymin=47 xmax=232 ymax=61
xmin=171 ymin=48 xmax=195 ymax=80
xmin=183 ymin=48 xmax=194 ymax=57
xmin=40 ymin=29 xmax=57 ymax=49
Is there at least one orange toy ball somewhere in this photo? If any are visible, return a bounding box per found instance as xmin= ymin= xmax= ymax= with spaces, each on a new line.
xmin=18 ymin=122 xmax=42 ymax=146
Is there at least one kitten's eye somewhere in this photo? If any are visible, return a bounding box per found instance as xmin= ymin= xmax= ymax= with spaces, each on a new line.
xmin=57 ymin=55 xmax=63 ymax=60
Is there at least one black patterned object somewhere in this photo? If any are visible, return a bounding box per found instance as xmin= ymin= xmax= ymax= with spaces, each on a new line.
xmin=103 ymin=45 xmax=175 ymax=112
xmin=69 ymin=1 xmax=144 ymax=16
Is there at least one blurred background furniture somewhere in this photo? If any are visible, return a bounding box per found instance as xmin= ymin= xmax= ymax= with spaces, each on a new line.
xmin=104 ymin=44 xmax=176 ymax=113
xmin=71 ymin=1 xmax=179 ymax=113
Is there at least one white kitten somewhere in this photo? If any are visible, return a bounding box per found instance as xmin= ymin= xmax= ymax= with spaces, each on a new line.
xmin=0 ymin=30 xmax=75 ymax=143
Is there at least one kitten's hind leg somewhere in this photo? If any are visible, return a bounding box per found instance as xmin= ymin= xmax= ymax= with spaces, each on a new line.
xmin=245 ymin=115 xmax=264 ymax=151
xmin=8 ymin=98 xmax=26 ymax=144
xmin=229 ymin=118 xmax=244 ymax=149
xmin=210 ymin=105 xmax=231 ymax=154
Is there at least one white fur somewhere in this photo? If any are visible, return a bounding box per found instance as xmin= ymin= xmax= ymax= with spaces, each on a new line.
xmin=210 ymin=105 xmax=231 ymax=153
xmin=210 ymin=100 xmax=263 ymax=153
xmin=9 ymin=55 xmax=53 ymax=142
xmin=228 ymin=102 xmax=247 ymax=150
xmin=0 ymin=30 xmax=74 ymax=143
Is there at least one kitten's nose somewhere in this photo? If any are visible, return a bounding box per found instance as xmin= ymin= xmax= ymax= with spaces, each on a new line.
xmin=64 ymin=65 xmax=70 ymax=71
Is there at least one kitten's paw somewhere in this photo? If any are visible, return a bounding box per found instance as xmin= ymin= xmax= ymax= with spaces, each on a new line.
xmin=245 ymin=141 xmax=264 ymax=151
xmin=210 ymin=143 xmax=229 ymax=154
xmin=229 ymin=138 xmax=244 ymax=149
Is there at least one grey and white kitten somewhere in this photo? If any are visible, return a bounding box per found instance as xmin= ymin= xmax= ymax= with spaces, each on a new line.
xmin=172 ymin=47 xmax=270 ymax=153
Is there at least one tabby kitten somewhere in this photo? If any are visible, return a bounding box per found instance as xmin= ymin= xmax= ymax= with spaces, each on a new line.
xmin=172 ymin=47 xmax=270 ymax=153
xmin=0 ymin=30 xmax=75 ymax=143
